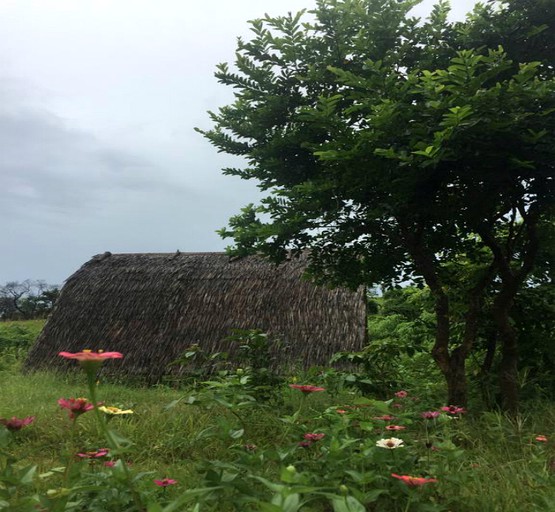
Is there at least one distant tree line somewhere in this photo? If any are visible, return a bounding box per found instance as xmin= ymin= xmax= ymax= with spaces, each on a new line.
xmin=0 ymin=280 xmax=60 ymax=320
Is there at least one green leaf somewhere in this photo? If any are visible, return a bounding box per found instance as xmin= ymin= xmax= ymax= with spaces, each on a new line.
xmin=331 ymin=496 xmax=367 ymax=512
xmin=20 ymin=465 xmax=37 ymax=485
xmin=229 ymin=428 xmax=245 ymax=439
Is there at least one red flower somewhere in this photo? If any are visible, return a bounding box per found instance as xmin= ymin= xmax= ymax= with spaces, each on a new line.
xmin=289 ymin=384 xmax=325 ymax=393
xmin=391 ymin=473 xmax=438 ymax=487
xmin=303 ymin=433 xmax=325 ymax=441
xmin=104 ymin=460 xmax=116 ymax=467
xmin=386 ymin=425 xmax=406 ymax=431
xmin=77 ymin=448 xmax=110 ymax=459
xmin=58 ymin=397 xmax=95 ymax=420
xmin=535 ymin=435 xmax=548 ymax=442
xmin=394 ymin=390 xmax=408 ymax=398
xmin=0 ymin=416 xmax=35 ymax=431
xmin=421 ymin=411 xmax=441 ymax=419
xmin=441 ymin=405 xmax=466 ymax=415
xmin=298 ymin=441 xmax=313 ymax=448
xmin=154 ymin=478 xmax=177 ymax=487
xmin=373 ymin=415 xmax=395 ymax=421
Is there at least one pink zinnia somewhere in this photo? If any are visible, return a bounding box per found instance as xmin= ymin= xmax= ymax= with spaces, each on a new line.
xmin=441 ymin=405 xmax=466 ymax=415
xmin=59 ymin=350 xmax=123 ymax=372
xmin=0 ymin=416 xmax=35 ymax=432
xmin=303 ymin=433 xmax=325 ymax=441
xmin=58 ymin=397 xmax=95 ymax=420
xmin=289 ymin=384 xmax=325 ymax=394
xmin=77 ymin=448 xmax=110 ymax=459
xmin=391 ymin=473 xmax=438 ymax=487
xmin=535 ymin=435 xmax=548 ymax=442
xmin=395 ymin=390 xmax=408 ymax=398
xmin=373 ymin=415 xmax=395 ymax=421
xmin=386 ymin=425 xmax=406 ymax=431
xmin=154 ymin=478 xmax=177 ymax=487
xmin=421 ymin=411 xmax=441 ymax=420
xmin=59 ymin=350 xmax=123 ymax=362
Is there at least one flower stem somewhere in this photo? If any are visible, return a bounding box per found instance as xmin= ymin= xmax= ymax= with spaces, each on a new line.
xmin=404 ymin=494 xmax=413 ymax=512
xmin=86 ymin=371 xmax=144 ymax=510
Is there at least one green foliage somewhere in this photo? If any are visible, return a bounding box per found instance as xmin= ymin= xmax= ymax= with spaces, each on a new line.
xmin=199 ymin=0 xmax=555 ymax=411
xmin=0 ymin=320 xmax=44 ymax=372
xmin=1 ymin=361 xmax=555 ymax=511
xmin=332 ymin=288 xmax=441 ymax=399
xmin=200 ymin=0 xmax=554 ymax=288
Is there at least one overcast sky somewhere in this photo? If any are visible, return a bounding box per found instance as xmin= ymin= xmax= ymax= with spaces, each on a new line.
xmin=1 ymin=0 xmax=479 ymax=285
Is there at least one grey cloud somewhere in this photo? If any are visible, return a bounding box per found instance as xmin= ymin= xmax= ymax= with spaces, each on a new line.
xmin=0 ymin=95 xmax=190 ymax=223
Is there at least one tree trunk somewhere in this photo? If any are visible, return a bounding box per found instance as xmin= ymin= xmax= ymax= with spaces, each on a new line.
xmin=493 ymin=288 xmax=520 ymax=414
xmin=446 ymin=348 xmax=468 ymax=406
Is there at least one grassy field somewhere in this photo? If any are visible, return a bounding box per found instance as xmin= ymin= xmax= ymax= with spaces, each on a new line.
xmin=1 ymin=321 xmax=555 ymax=511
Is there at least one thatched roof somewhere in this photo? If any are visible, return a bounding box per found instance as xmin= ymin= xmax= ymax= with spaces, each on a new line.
xmin=25 ymin=252 xmax=366 ymax=380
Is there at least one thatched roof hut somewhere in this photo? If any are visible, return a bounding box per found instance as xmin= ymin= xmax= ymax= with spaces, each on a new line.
xmin=25 ymin=252 xmax=366 ymax=381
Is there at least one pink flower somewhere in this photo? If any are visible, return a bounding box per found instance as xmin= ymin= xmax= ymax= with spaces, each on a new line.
xmin=535 ymin=435 xmax=548 ymax=442
xmin=386 ymin=425 xmax=406 ymax=431
xmin=303 ymin=433 xmax=325 ymax=441
xmin=336 ymin=409 xmax=348 ymax=414
xmin=391 ymin=473 xmax=438 ymax=487
xmin=395 ymin=390 xmax=408 ymax=398
xmin=373 ymin=415 xmax=395 ymax=421
xmin=441 ymin=405 xmax=466 ymax=415
xmin=154 ymin=478 xmax=177 ymax=487
xmin=298 ymin=441 xmax=313 ymax=448
xmin=59 ymin=350 xmax=123 ymax=362
xmin=77 ymin=448 xmax=110 ymax=459
xmin=289 ymin=384 xmax=325 ymax=393
xmin=58 ymin=397 xmax=94 ymax=420
xmin=59 ymin=350 xmax=123 ymax=372
xmin=421 ymin=411 xmax=441 ymax=419
xmin=0 ymin=416 xmax=35 ymax=432
xmin=104 ymin=461 xmax=116 ymax=467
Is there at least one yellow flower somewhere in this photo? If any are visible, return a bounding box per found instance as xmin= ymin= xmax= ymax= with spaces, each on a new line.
xmin=98 ymin=406 xmax=134 ymax=416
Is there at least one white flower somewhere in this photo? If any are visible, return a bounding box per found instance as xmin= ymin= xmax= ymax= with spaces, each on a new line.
xmin=376 ymin=437 xmax=404 ymax=449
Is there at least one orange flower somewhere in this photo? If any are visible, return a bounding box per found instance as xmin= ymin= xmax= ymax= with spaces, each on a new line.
xmin=289 ymin=384 xmax=325 ymax=393
xmin=391 ymin=473 xmax=438 ymax=486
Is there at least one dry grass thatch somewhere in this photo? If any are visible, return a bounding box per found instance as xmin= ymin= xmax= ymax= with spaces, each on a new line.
xmin=24 ymin=252 xmax=367 ymax=381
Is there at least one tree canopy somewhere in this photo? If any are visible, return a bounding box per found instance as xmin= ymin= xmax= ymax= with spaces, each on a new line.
xmin=199 ymin=0 xmax=555 ymax=410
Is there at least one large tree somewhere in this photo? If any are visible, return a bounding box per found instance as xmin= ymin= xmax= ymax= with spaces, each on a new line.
xmin=199 ymin=0 xmax=555 ymax=411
